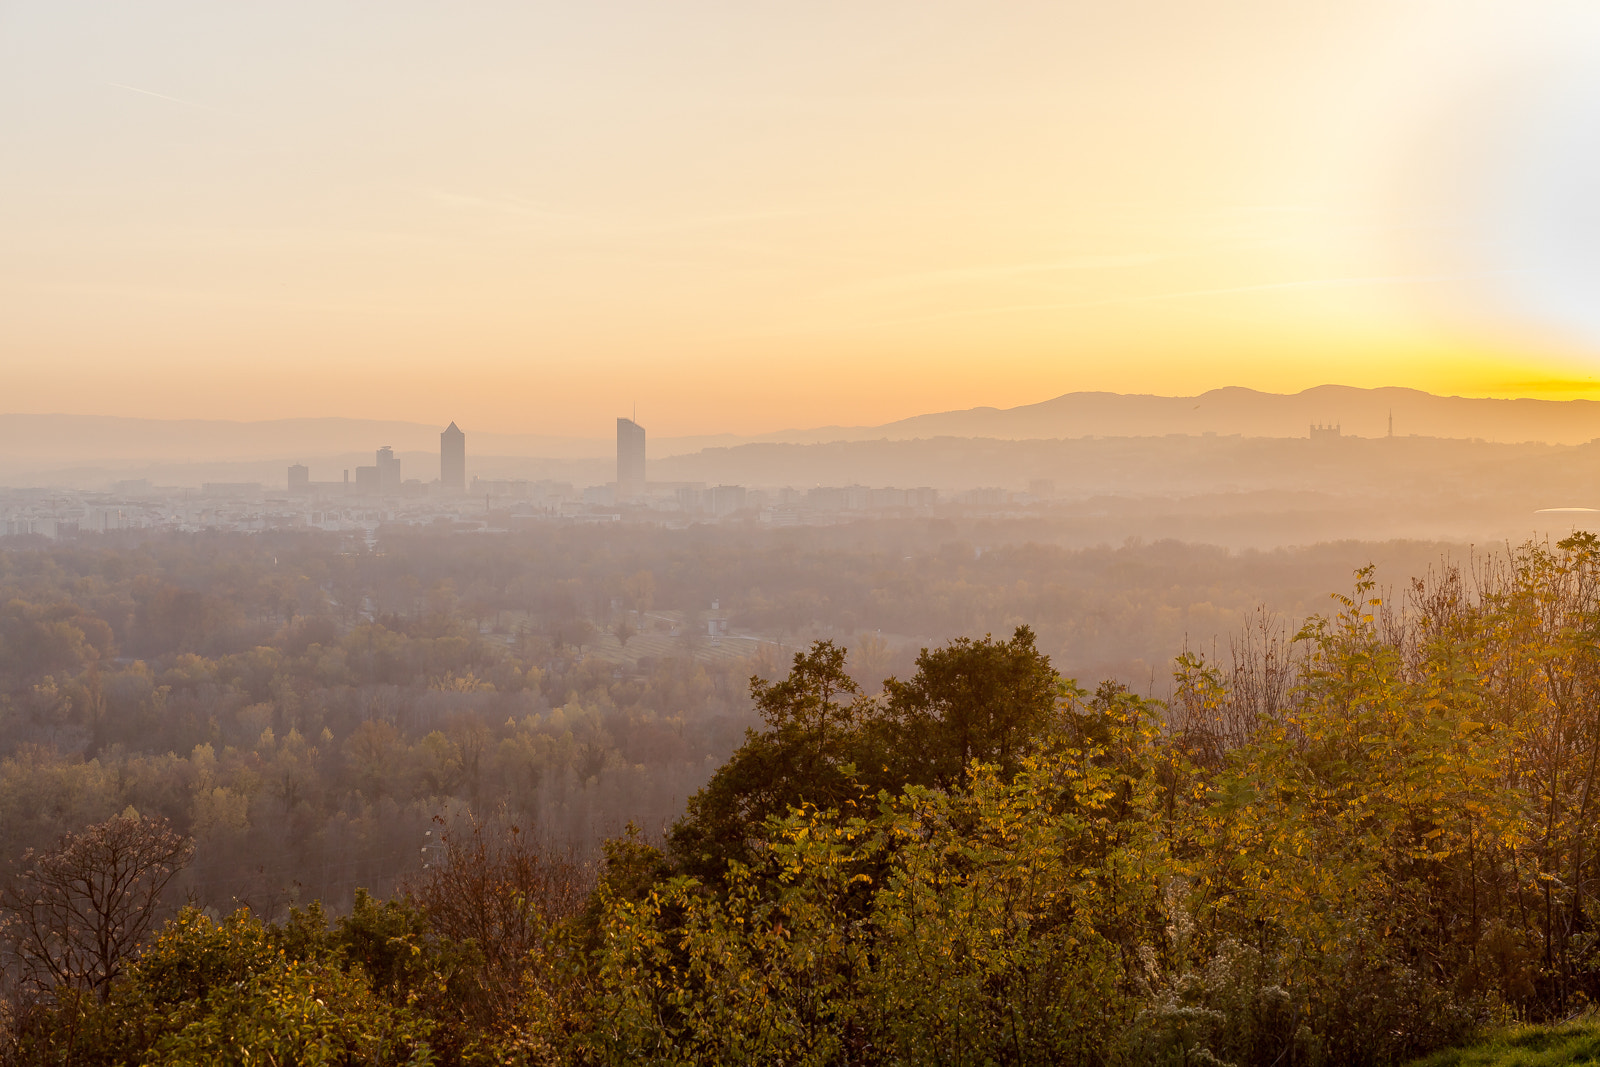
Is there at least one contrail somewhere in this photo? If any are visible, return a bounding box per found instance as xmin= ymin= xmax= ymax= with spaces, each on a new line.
xmin=107 ymin=82 xmax=220 ymax=112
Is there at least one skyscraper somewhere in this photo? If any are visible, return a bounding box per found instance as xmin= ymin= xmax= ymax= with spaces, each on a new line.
xmin=617 ymin=417 xmax=646 ymax=501
xmin=376 ymin=445 xmax=402 ymax=494
xmin=440 ymin=422 xmax=466 ymax=491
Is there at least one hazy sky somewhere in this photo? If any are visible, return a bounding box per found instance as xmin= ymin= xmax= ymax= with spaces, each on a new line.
xmin=5 ymin=1 xmax=1600 ymax=436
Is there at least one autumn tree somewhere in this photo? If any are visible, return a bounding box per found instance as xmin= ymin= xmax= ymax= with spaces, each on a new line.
xmin=29 ymin=906 xmax=436 ymax=1066
xmin=408 ymin=812 xmax=590 ymax=1055
xmin=590 ymin=687 xmax=1170 ymax=1067
xmin=1 ymin=814 xmax=192 ymax=1002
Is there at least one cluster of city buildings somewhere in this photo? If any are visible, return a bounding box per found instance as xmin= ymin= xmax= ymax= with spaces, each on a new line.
xmin=285 ymin=423 xmax=467 ymax=498
xmin=0 ymin=417 xmax=1052 ymax=541
xmin=277 ymin=417 xmax=959 ymax=522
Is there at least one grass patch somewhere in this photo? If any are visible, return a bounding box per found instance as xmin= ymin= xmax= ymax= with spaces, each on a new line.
xmin=1406 ymin=1015 xmax=1600 ymax=1066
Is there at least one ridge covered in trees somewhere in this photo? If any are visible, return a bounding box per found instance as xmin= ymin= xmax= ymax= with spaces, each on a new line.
xmin=5 ymin=529 xmax=1600 ymax=1063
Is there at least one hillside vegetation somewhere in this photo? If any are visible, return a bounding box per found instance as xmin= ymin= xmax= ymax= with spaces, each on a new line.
xmin=4 ymin=530 xmax=1600 ymax=1064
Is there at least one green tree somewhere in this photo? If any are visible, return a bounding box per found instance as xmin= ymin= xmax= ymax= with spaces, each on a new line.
xmin=881 ymin=625 xmax=1059 ymax=788
xmin=590 ymin=685 xmax=1171 ymax=1067
xmin=668 ymin=640 xmax=871 ymax=878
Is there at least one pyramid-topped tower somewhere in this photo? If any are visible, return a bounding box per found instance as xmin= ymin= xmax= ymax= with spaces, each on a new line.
xmin=441 ymin=422 xmax=466 ymax=491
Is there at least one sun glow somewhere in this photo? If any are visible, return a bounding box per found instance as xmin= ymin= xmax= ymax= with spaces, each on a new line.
xmin=3 ymin=1 xmax=1600 ymax=435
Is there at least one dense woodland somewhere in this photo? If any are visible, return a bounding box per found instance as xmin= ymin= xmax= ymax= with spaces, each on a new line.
xmin=4 ymin=523 xmax=1600 ymax=1063
xmin=0 ymin=521 xmax=1456 ymax=906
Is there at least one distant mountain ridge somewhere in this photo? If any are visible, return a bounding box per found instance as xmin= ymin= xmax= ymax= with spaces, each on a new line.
xmin=2 ymin=387 xmax=1598 ymax=478
xmin=754 ymin=386 xmax=1600 ymax=446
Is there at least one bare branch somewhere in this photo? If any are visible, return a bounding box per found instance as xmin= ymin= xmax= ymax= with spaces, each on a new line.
xmin=0 ymin=814 xmax=192 ymax=1002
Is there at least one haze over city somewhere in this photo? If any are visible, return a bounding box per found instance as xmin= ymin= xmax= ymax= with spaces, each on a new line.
xmin=11 ymin=6 xmax=1600 ymax=1065
xmin=8 ymin=0 xmax=1600 ymax=648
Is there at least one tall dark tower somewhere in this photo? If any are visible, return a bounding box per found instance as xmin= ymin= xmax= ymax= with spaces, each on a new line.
xmin=617 ymin=417 xmax=646 ymax=502
xmin=441 ymin=422 xmax=466 ymax=491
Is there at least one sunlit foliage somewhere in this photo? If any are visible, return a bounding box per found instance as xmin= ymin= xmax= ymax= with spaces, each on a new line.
xmin=9 ymin=531 xmax=1600 ymax=1064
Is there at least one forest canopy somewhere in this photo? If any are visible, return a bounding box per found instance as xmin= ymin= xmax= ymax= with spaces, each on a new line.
xmin=0 ymin=522 xmax=1445 ymax=908
xmin=3 ymin=525 xmax=1599 ymax=1064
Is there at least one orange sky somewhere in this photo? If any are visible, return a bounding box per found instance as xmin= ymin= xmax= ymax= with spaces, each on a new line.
xmin=4 ymin=1 xmax=1600 ymax=436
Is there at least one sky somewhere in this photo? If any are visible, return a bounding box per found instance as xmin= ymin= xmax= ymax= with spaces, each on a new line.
xmin=5 ymin=1 xmax=1600 ymax=437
